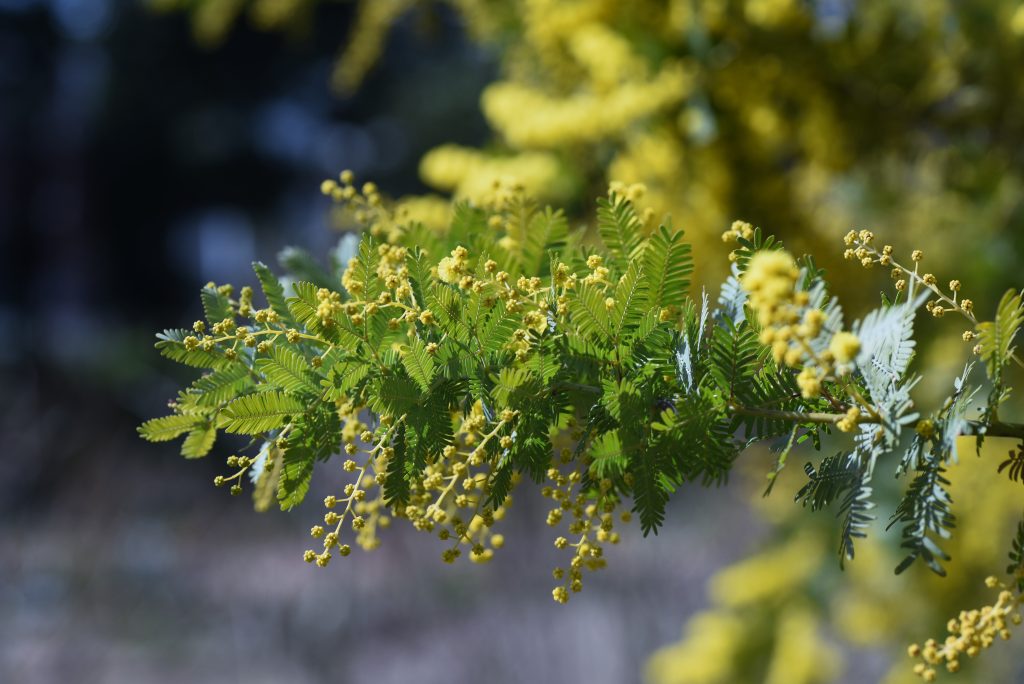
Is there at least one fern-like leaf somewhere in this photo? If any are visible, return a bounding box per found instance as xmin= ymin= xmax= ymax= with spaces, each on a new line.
xmin=138 ymin=414 xmax=200 ymax=442
xmin=190 ymin=365 xmax=253 ymax=407
xmin=977 ymin=289 xmax=1024 ymax=381
xmin=571 ymin=283 xmax=615 ymax=344
xmin=522 ymin=207 xmax=568 ymax=276
xmin=155 ymin=329 xmax=234 ymax=369
xmin=181 ymin=421 xmax=217 ymax=458
xmin=596 ymin=196 xmax=643 ymax=268
xmin=256 ymin=346 xmax=319 ymax=395
xmin=402 ymin=338 xmax=436 ymax=393
xmin=611 ymin=261 xmax=648 ymax=338
xmin=222 ymin=391 xmax=304 ymax=434
xmin=643 ymin=225 xmax=692 ymax=310
xmin=277 ymin=447 xmax=315 ymax=510
xmin=200 ymin=286 xmax=233 ymax=326
xmin=252 ymin=261 xmax=295 ymax=326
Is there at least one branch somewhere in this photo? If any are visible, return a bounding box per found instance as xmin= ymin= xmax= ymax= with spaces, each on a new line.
xmin=731 ymin=405 xmax=1024 ymax=440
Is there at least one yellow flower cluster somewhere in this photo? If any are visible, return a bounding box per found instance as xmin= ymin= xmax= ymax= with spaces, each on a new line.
xmin=392 ymin=195 xmax=452 ymax=233
xmin=741 ymin=249 xmax=802 ymax=333
xmin=740 ymin=249 xmax=846 ymax=380
xmin=721 ymin=220 xmax=755 ymax=244
xmin=647 ymin=533 xmax=840 ymax=684
xmin=436 ymin=245 xmax=470 ymax=284
xmin=907 ymin=577 xmax=1022 ymax=680
xmin=418 ymin=144 xmax=573 ymax=204
xmin=331 ymin=0 xmax=416 ymax=93
xmin=481 ymin=63 xmax=691 ymax=149
xmin=315 ymin=287 xmax=344 ymax=325
xmin=739 ymin=244 xmax=871 ymax=428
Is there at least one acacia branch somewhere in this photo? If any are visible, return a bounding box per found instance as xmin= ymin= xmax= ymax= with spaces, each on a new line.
xmin=731 ymin=405 xmax=1024 ymax=440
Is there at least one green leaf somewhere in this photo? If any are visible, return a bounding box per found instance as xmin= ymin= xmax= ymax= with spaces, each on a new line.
xmin=200 ymin=286 xmax=233 ymax=326
xmin=493 ymin=366 xmax=532 ymax=406
xmin=181 ymin=422 xmax=217 ymax=458
xmin=837 ymin=478 xmax=874 ymax=567
xmin=428 ymin=283 xmax=471 ymax=342
xmin=222 ymin=391 xmax=304 ymax=434
xmin=589 ymin=431 xmax=627 ymax=479
xmin=643 ymin=224 xmax=692 ymax=309
xmin=287 ymin=281 xmax=326 ymax=334
xmin=707 ymin=320 xmax=760 ymax=398
xmin=253 ymin=261 xmax=295 ymax=326
xmin=448 ymin=202 xmax=488 ymax=248
xmin=611 ymin=260 xmax=647 ymax=338
xmin=570 ymin=283 xmax=614 ymax=344
xmin=1006 ymin=519 xmax=1024 ymax=586
xmin=889 ymin=449 xmax=956 ymax=576
xmin=367 ymin=375 xmax=420 ymax=415
xmin=479 ymin=300 xmax=518 ymax=354
xmin=322 ymin=360 xmax=371 ymax=400
xmin=597 ymin=196 xmax=643 ymax=269
xmin=977 ymin=289 xmax=1024 ymax=381
xmin=138 ymin=414 xmax=200 ymax=442
xmin=405 ymin=248 xmax=433 ymax=308
xmin=402 ymin=338 xmax=436 ymax=393
xmin=383 ymin=423 xmax=412 ymax=505
xmin=630 ymin=437 xmax=669 ymax=536
xmin=795 ymin=453 xmax=862 ymax=512
xmin=278 ymin=246 xmax=336 ymax=290
xmin=190 ymin=365 xmax=253 ymax=407
xmin=278 ymin=447 xmax=315 ymax=510
xmin=348 ymin=236 xmax=383 ymax=301
xmin=290 ymin=405 xmax=342 ymax=462
xmin=522 ymin=207 xmax=568 ymax=276
xmin=256 ymin=346 xmax=319 ymax=395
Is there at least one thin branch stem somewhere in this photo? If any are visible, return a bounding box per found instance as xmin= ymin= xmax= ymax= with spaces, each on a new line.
xmin=732 ymin=404 xmax=1024 ymax=440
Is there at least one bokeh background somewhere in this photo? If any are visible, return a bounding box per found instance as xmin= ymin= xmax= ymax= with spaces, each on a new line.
xmin=3 ymin=1 xmax=1024 ymax=683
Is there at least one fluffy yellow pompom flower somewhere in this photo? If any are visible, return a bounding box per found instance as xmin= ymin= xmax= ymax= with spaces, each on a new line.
xmin=796 ymin=367 xmax=822 ymax=399
xmin=741 ymin=250 xmax=800 ymax=325
xmin=829 ymin=332 xmax=861 ymax=364
xmin=437 ymin=256 xmax=460 ymax=284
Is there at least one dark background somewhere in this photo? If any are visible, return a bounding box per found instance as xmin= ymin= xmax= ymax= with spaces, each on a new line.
xmin=0 ymin=3 xmax=759 ymax=682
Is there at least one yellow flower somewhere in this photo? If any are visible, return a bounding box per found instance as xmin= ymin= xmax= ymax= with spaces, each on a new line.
xmin=829 ymin=332 xmax=861 ymax=364
xmin=437 ymin=256 xmax=461 ymax=283
xmin=797 ymin=367 xmax=822 ymax=399
xmin=836 ymin=407 xmax=861 ymax=433
xmin=742 ymin=250 xmax=800 ymax=325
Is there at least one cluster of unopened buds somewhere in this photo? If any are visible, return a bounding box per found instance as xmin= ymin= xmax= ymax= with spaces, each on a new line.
xmin=301 ymin=408 xmax=521 ymax=570
xmin=320 ymin=170 xmax=389 ymax=234
xmin=842 ymin=230 xmax=981 ymax=350
xmin=607 ymin=180 xmax=657 ymax=227
xmin=213 ymin=454 xmax=254 ymax=496
xmin=541 ymin=442 xmax=628 ymax=604
xmin=908 ymin=576 xmax=1022 ymax=680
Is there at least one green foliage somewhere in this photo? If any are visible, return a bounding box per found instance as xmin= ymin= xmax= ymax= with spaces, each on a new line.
xmin=643 ymin=225 xmax=692 ymax=311
xmin=139 ymin=414 xmax=201 ymax=442
xmin=997 ymin=444 xmax=1024 ymax=484
xmin=142 ymin=189 xmax=1024 ymax=600
xmin=222 ymin=391 xmax=305 ymax=435
xmin=977 ymin=289 xmax=1024 ymax=382
xmin=597 ymin=195 xmax=644 ymax=269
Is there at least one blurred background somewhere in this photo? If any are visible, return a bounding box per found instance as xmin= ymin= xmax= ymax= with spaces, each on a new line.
xmin=2 ymin=1 xmax=1024 ymax=683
